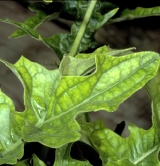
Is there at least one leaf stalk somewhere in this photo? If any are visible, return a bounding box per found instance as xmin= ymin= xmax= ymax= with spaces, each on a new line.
xmin=68 ymin=0 xmax=97 ymax=57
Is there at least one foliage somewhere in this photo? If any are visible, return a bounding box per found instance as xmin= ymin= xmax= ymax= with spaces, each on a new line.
xmin=0 ymin=0 xmax=160 ymax=165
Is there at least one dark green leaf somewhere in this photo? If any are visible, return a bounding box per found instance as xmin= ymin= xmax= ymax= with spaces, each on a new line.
xmin=0 ymin=1 xmax=118 ymax=60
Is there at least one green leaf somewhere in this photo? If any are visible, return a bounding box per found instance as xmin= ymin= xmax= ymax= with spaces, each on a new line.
xmin=10 ymin=2 xmax=60 ymax=38
xmin=75 ymin=45 xmax=111 ymax=59
xmin=15 ymin=159 xmax=30 ymax=166
xmin=44 ymin=0 xmax=52 ymax=3
xmin=0 ymin=90 xmax=24 ymax=165
xmin=80 ymin=119 xmax=160 ymax=165
xmin=0 ymin=47 xmax=159 ymax=149
xmin=0 ymin=18 xmax=41 ymax=40
xmin=0 ymin=1 xmax=118 ymax=60
xmin=106 ymin=159 xmax=135 ymax=166
xmin=32 ymin=154 xmax=46 ymax=166
xmin=145 ymin=68 xmax=160 ymax=164
xmin=59 ymin=55 xmax=95 ymax=76
xmin=54 ymin=143 xmax=91 ymax=166
xmin=75 ymin=46 xmax=135 ymax=59
xmin=146 ymin=68 xmax=160 ymax=130
xmin=110 ymin=6 xmax=160 ymax=23
xmin=59 ymin=46 xmax=136 ymax=76
xmin=43 ymin=5 xmax=117 ymax=59
xmin=15 ymin=154 xmax=46 ymax=166
xmin=0 ymin=57 xmax=81 ymax=148
xmin=59 ymin=45 xmax=107 ymax=76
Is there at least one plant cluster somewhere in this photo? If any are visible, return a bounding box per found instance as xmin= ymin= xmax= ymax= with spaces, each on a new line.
xmin=0 ymin=0 xmax=160 ymax=165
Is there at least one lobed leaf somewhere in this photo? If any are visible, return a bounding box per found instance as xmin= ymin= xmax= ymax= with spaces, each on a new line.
xmin=0 ymin=47 xmax=159 ymax=154
xmin=54 ymin=143 xmax=91 ymax=166
xmin=10 ymin=2 xmax=60 ymax=38
xmin=81 ymin=64 xmax=160 ymax=165
xmin=109 ymin=6 xmax=160 ymax=23
xmin=0 ymin=1 xmax=118 ymax=60
xmin=0 ymin=57 xmax=81 ymax=148
xmin=0 ymin=90 xmax=24 ymax=165
xmin=0 ymin=18 xmax=41 ymax=40
xmin=43 ymin=6 xmax=118 ymax=59
xmin=80 ymin=119 xmax=160 ymax=165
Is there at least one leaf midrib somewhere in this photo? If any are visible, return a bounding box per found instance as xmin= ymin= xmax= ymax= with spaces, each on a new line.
xmin=43 ymin=54 xmax=158 ymax=125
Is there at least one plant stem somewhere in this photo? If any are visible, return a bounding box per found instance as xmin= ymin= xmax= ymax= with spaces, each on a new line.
xmin=68 ymin=0 xmax=97 ymax=57
xmin=84 ymin=112 xmax=91 ymax=122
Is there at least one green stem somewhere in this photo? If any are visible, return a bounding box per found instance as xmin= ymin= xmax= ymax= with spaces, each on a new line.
xmin=84 ymin=112 xmax=91 ymax=122
xmin=68 ymin=0 xmax=97 ymax=57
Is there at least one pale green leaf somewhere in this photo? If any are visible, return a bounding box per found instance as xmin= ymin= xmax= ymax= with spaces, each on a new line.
xmin=0 ymin=90 xmax=24 ymax=165
xmin=44 ymin=0 xmax=52 ymax=2
xmin=0 ymin=18 xmax=41 ymax=40
xmin=0 ymin=47 xmax=159 ymax=149
xmin=59 ymin=46 xmax=136 ymax=76
xmin=75 ymin=45 xmax=111 ymax=59
xmin=0 ymin=57 xmax=81 ymax=148
xmin=106 ymin=159 xmax=135 ymax=166
xmin=59 ymin=56 xmax=95 ymax=76
xmin=75 ymin=46 xmax=135 ymax=59
xmin=0 ymin=17 xmax=63 ymax=60
xmin=110 ymin=6 xmax=160 ymax=23
xmin=54 ymin=143 xmax=91 ymax=166
xmin=146 ymin=68 xmax=160 ymax=130
xmin=80 ymin=119 xmax=160 ymax=165
xmin=105 ymin=47 xmax=136 ymax=56
xmin=10 ymin=2 xmax=60 ymax=38
xmin=121 ymin=6 xmax=160 ymax=18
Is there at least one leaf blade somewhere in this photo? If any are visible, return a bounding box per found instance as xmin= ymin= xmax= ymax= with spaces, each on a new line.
xmin=80 ymin=119 xmax=160 ymax=165
xmin=54 ymin=143 xmax=91 ymax=166
xmin=10 ymin=2 xmax=60 ymax=38
xmin=110 ymin=6 xmax=160 ymax=23
xmin=0 ymin=90 xmax=24 ymax=164
xmin=0 ymin=47 xmax=159 ymax=149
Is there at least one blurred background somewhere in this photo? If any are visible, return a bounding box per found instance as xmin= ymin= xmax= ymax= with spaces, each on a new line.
xmin=0 ymin=1 xmax=160 ymax=137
